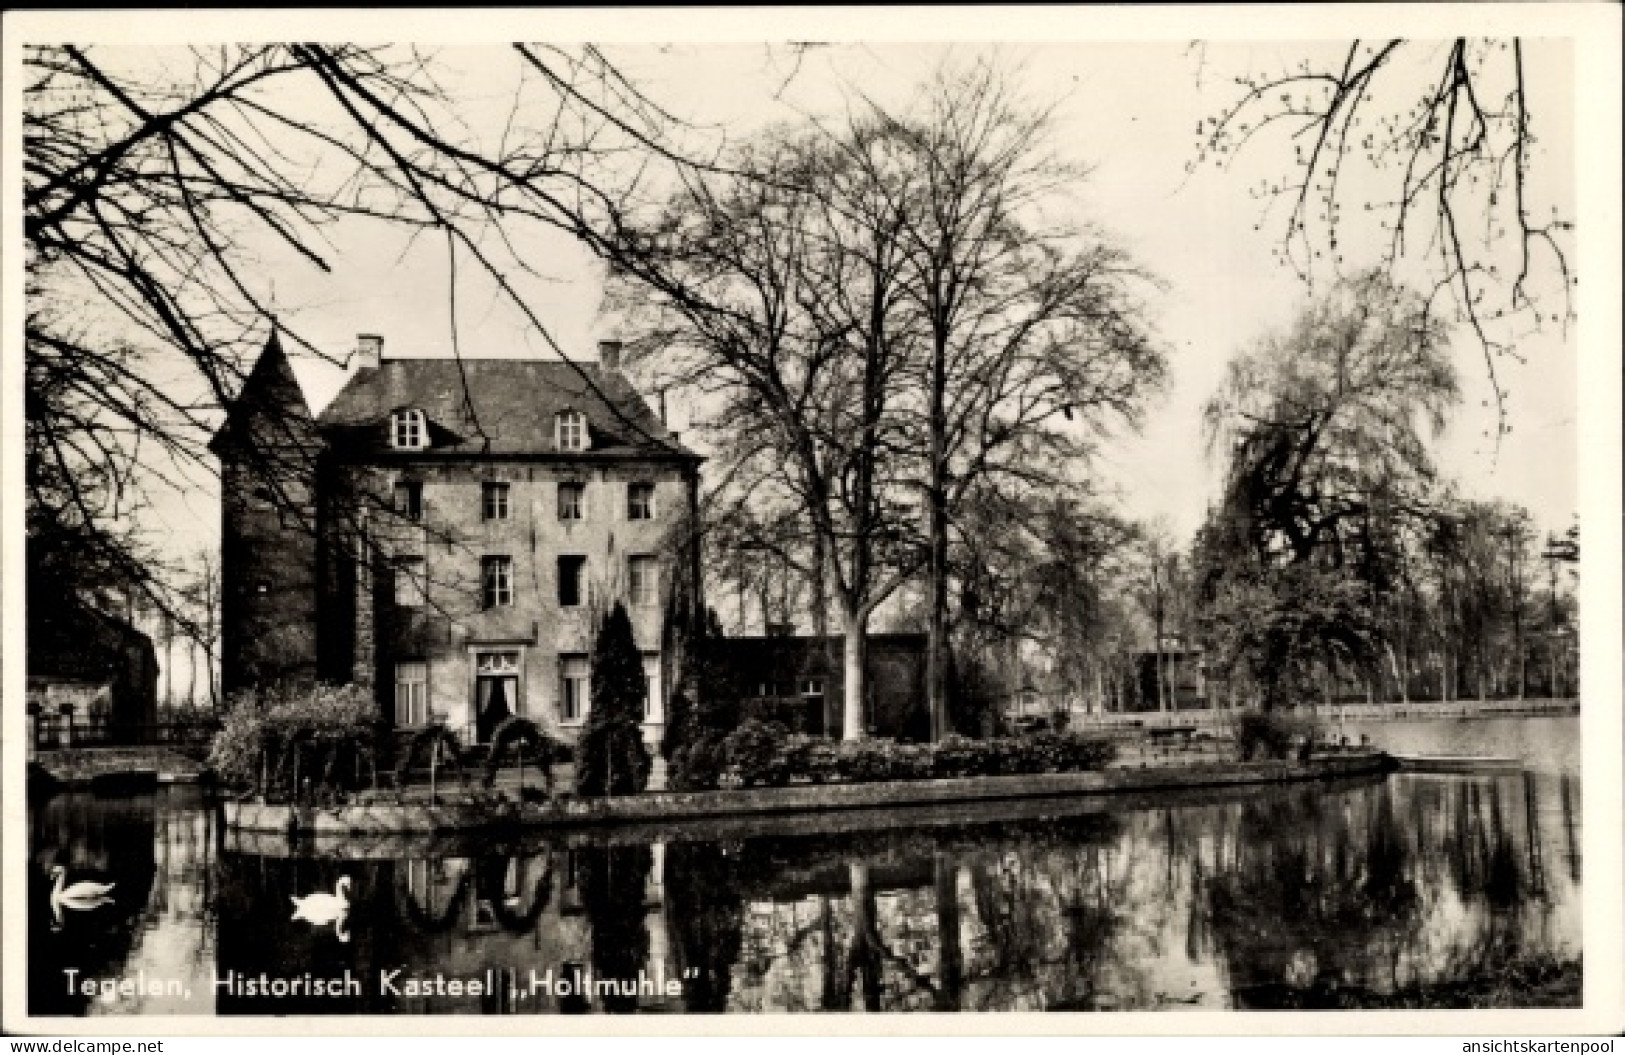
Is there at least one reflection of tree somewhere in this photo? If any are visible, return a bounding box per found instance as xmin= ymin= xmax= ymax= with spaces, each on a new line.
xmin=578 ymin=844 xmax=652 ymax=1014
xmin=663 ymin=841 xmax=745 ymax=1012
xmin=1203 ymin=784 xmax=1426 ymax=1005
xmin=1203 ymin=776 xmax=1575 ymax=1009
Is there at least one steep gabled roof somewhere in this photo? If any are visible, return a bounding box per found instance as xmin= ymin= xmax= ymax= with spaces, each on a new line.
xmin=316 ymin=358 xmax=697 ymax=460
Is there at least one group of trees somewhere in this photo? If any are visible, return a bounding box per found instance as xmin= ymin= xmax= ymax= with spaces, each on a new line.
xmin=1190 ymin=271 xmax=1578 ymax=711
xmin=605 ymin=61 xmax=1166 ymax=739
xmin=24 ymin=41 xmax=1577 ymax=729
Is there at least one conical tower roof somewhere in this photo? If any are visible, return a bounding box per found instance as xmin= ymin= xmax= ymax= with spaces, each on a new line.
xmin=209 ymin=328 xmax=317 ymax=454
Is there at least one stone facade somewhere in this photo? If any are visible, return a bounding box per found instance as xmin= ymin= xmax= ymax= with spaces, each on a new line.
xmin=215 ymin=333 xmax=702 ymax=747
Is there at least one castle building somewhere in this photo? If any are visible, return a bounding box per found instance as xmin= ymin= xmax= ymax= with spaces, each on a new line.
xmin=211 ymin=331 xmax=701 ymax=746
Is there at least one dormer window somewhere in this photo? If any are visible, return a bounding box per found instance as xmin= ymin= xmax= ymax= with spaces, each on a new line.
xmin=555 ymin=410 xmax=586 ymax=452
xmin=391 ymin=409 xmax=427 ymax=450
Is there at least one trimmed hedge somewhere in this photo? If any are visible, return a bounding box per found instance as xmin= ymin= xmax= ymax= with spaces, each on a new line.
xmin=703 ymin=724 xmax=1117 ymax=790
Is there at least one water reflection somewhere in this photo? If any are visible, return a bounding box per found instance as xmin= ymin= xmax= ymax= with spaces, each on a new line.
xmin=29 ymin=724 xmax=1582 ymax=1015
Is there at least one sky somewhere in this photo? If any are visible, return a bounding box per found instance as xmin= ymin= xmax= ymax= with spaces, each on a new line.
xmin=46 ymin=37 xmax=1586 ymax=564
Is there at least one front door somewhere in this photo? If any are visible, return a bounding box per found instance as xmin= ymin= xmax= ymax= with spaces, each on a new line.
xmin=475 ymin=651 xmax=520 ymax=743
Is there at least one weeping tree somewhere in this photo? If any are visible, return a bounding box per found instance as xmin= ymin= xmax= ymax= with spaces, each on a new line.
xmin=574 ymin=601 xmax=652 ymax=797
xmin=1193 ymin=270 xmax=1459 ymax=710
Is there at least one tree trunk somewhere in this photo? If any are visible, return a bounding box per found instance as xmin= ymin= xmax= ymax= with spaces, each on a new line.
xmin=933 ymin=853 xmax=963 ymax=1011
xmin=926 ymin=332 xmax=950 ymax=742
xmin=842 ymin=616 xmax=869 ymax=742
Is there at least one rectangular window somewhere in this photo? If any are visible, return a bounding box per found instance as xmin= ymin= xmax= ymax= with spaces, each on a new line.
xmin=628 ymin=555 xmax=658 ymax=606
xmin=557 ymin=482 xmax=585 ymax=521
xmin=394 ymin=556 xmax=426 ymax=607
xmin=482 ymin=482 xmax=510 ymax=521
xmin=627 ymin=483 xmax=655 ymax=521
xmin=560 ymin=654 xmax=589 ymax=724
xmin=395 ymin=661 xmax=428 ymax=726
xmin=394 ymin=481 xmax=422 ymax=521
xmin=643 ymin=653 xmax=662 ymax=722
xmin=558 ymin=555 xmax=587 ymax=607
xmin=482 ymin=556 xmax=513 ymax=608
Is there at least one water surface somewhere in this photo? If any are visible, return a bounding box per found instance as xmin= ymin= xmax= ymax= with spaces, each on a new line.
xmin=29 ymin=716 xmax=1581 ymax=1014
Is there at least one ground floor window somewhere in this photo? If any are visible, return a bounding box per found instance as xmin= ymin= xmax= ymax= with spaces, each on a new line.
xmin=395 ymin=661 xmax=428 ymax=726
xmin=560 ymin=654 xmax=589 ymax=724
xmin=475 ymin=650 xmax=520 ymax=742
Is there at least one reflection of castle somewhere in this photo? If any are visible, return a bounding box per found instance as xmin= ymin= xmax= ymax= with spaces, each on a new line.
xmin=36 ymin=761 xmax=1584 ymax=1017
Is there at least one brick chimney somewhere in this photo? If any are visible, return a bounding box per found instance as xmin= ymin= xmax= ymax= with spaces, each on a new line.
xmin=353 ymin=333 xmax=383 ymax=370
xmin=597 ymin=339 xmax=622 ymax=372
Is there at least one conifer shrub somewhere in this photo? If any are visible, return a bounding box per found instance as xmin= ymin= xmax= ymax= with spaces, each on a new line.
xmin=574 ymin=602 xmax=652 ymax=797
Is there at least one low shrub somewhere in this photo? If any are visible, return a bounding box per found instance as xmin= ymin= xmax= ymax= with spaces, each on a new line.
xmin=778 ymin=734 xmax=842 ymax=784
xmin=668 ymin=732 xmax=728 ymax=792
xmin=929 ymin=734 xmax=987 ymax=778
xmin=673 ymin=727 xmax=1118 ymax=791
xmin=208 ymin=682 xmax=382 ymax=800
xmin=741 ymin=697 xmax=812 ymax=734
xmin=1232 ymin=710 xmax=1313 ymax=761
xmin=722 ymin=719 xmax=792 ymax=787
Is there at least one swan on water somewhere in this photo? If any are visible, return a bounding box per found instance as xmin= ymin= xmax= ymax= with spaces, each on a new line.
xmin=291 ymin=876 xmax=352 ymax=942
xmin=48 ymin=865 xmax=115 ymax=929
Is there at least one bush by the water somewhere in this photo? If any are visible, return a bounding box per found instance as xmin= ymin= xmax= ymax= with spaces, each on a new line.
xmin=1231 ymin=710 xmax=1316 ymax=761
xmin=208 ymin=682 xmax=380 ymax=799
xmin=683 ymin=725 xmax=1117 ymax=789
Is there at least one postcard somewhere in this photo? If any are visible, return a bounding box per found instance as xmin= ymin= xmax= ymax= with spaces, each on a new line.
xmin=3 ymin=5 xmax=1620 ymax=1038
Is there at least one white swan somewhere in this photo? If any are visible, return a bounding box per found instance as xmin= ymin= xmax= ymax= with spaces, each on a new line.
xmin=49 ymin=865 xmax=115 ymax=929
xmin=291 ymin=876 xmax=352 ymax=942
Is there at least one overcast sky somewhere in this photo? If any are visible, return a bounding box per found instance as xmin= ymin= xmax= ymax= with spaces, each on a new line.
xmin=50 ymin=34 xmax=1585 ymax=560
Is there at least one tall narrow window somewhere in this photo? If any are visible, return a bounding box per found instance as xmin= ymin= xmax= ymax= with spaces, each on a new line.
xmin=557 ymin=555 xmax=587 ymax=607
xmin=556 ymin=410 xmax=586 ymax=451
xmin=560 ymin=655 xmax=589 ymax=723
xmin=628 ymin=555 xmax=658 ymax=607
xmin=391 ymin=409 xmax=427 ymax=450
xmin=642 ymin=653 xmax=662 ymax=722
xmin=394 ymin=661 xmax=428 ymax=726
xmin=482 ymin=482 xmax=510 ymax=521
xmin=627 ymin=483 xmax=655 ymax=520
xmin=393 ymin=481 xmax=422 ymax=521
xmin=557 ymin=482 xmax=585 ymax=521
xmin=482 ymin=556 xmax=513 ymax=608
xmin=394 ymin=556 xmax=426 ymax=607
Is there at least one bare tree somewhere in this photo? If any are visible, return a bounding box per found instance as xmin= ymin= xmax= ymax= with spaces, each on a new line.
xmin=606 ymin=125 xmax=925 ymax=739
xmin=1191 ymin=39 xmax=1573 ymax=427
xmin=848 ymin=61 xmax=1167 ymax=738
xmin=25 ymin=43 xmax=714 ymax=630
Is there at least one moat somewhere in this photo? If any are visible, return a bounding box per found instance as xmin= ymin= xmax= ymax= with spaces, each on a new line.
xmin=28 ymin=717 xmax=1581 ymax=1015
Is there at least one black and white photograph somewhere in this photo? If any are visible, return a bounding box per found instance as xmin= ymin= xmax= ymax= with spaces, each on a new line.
xmin=3 ymin=6 xmax=1619 ymax=1035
